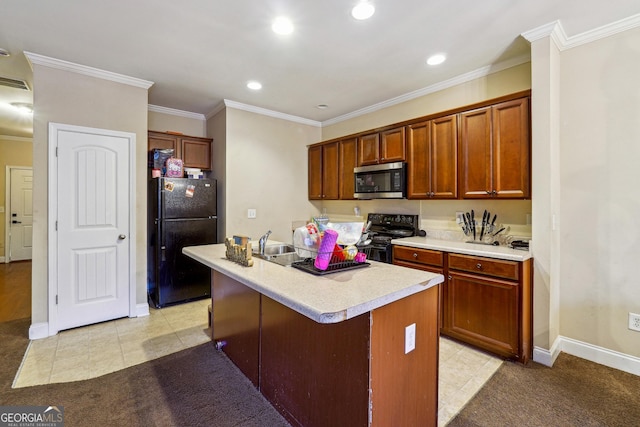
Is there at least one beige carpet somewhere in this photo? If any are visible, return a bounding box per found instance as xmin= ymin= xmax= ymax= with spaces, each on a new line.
xmin=449 ymin=352 xmax=640 ymax=426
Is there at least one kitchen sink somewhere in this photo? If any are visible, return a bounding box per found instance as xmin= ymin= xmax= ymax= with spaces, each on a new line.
xmin=253 ymin=244 xmax=304 ymax=266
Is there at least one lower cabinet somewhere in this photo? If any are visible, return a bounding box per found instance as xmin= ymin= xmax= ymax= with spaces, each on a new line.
xmin=393 ymin=246 xmax=532 ymax=363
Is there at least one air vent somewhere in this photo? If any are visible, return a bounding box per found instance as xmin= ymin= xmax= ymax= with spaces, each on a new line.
xmin=0 ymin=76 xmax=30 ymax=91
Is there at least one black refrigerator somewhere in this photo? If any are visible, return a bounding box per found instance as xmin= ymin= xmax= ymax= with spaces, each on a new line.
xmin=148 ymin=177 xmax=217 ymax=308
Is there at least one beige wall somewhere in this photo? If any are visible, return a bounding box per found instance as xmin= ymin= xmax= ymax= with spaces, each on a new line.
xmin=556 ymin=27 xmax=640 ymax=356
xmin=219 ymin=108 xmax=321 ymax=243
xmin=148 ymin=110 xmax=206 ymax=137
xmin=0 ymin=136 xmax=33 ymax=258
xmin=31 ymin=64 xmax=149 ymax=326
xmin=206 ymin=108 xmax=227 ymax=240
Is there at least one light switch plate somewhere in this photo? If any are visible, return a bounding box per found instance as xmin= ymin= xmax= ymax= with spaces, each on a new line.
xmin=247 ymin=209 xmax=257 ymax=219
xmin=405 ymin=323 xmax=416 ymax=354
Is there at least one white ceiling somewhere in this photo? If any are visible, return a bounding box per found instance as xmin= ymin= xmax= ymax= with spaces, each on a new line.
xmin=1 ymin=0 xmax=639 ymax=138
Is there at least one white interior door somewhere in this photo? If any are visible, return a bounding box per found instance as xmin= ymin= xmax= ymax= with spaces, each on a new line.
xmin=52 ymin=124 xmax=132 ymax=331
xmin=9 ymin=168 xmax=33 ymax=261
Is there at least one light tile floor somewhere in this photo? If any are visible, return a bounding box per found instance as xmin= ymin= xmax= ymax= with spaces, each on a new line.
xmin=13 ymin=298 xmax=211 ymax=388
xmin=12 ymin=298 xmax=501 ymax=426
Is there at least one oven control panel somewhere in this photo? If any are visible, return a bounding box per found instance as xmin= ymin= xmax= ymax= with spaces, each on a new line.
xmin=367 ymin=213 xmax=419 ymax=228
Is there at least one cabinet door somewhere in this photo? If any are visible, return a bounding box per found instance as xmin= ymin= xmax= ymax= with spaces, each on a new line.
xmin=406 ymin=121 xmax=431 ymax=199
xmin=322 ymin=142 xmax=340 ymax=200
xmin=459 ymin=107 xmax=492 ymax=198
xmin=339 ymin=137 xmax=358 ymax=200
xmin=357 ymin=133 xmax=380 ymax=166
xmin=492 ymin=98 xmax=530 ymax=198
xmin=148 ymin=131 xmax=180 ymax=158
xmin=380 ymin=127 xmax=406 ymax=163
xmin=430 ymin=114 xmax=458 ymax=198
xmin=181 ymin=137 xmax=212 ymax=169
xmin=308 ymin=145 xmax=323 ymax=200
xmin=443 ymin=271 xmax=519 ymax=358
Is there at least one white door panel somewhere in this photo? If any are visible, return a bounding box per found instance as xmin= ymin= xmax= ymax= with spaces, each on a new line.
xmin=9 ymin=168 xmax=33 ymax=261
xmin=54 ymin=126 xmax=131 ymax=331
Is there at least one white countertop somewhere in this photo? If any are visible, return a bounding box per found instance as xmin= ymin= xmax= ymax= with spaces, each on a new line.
xmin=391 ymin=236 xmax=532 ymax=261
xmin=183 ymin=243 xmax=443 ymax=324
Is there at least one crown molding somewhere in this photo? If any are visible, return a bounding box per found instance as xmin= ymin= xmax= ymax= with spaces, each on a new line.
xmin=322 ymin=53 xmax=531 ymax=127
xmin=206 ymin=101 xmax=226 ymax=120
xmin=522 ymin=13 xmax=640 ymax=51
xmin=148 ymin=104 xmax=205 ymax=121
xmin=222 ymin=100 xmax=322 ymax=127
xmin=23 ymin=51 xmax=154 ymax=89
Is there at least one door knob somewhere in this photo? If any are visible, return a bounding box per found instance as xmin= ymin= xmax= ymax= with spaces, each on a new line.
xmin=118 ymin=234 xmax=126 ymax=240
xmin=12 ymin=220 xmax=22 ymax=224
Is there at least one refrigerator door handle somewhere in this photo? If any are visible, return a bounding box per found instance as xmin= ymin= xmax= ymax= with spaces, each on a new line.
xmin=161 ymin=246 xmax=166 ymax=262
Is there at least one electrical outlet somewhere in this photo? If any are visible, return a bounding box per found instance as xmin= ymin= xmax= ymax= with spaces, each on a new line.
xmin=455 ymin=212 xmax=464 ymax=224
xmin=405 ymin=323 xmax=416 ymax=354
xmin=247 ymin=209 xmax=257 ymax=219
xmin=629 ymin=313 xmax=640 ymax=332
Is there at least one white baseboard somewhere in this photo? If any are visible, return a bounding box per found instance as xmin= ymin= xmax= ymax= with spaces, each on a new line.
xmin=0 ymin=256 xmax=5 ymax=263
xmin=533 ymin=336 xmax=562 ymax=367
xmin=534 ymin=336 xmax=640 ymax=376
xmin=28 ymin=322 xmax=49 ymax=340
xmin=135 ymin=303 xmax=150 ymax=317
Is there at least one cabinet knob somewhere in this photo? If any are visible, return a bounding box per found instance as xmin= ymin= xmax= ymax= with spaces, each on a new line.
xmin=448 ymin=275 xmax=452 ymax=280
xmin=486 ymin=190 xmax=492 ymax=195
xmin=476 ymin=263 xmax=482 ymax=269
xmin=413 ymin=253 xmax=418 ymax=259
xmin=492 ymin=190 xmax=497 ymax=195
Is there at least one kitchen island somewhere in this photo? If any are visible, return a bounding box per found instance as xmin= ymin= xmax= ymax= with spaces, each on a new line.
xmin=183 ymin=243 xmax=443 ymax=427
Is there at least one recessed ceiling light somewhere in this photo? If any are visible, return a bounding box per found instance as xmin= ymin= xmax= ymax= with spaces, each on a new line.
xmin=351 ymin=1 xmax=375 ymax=20
xmin=426 ymin=54 xmax=446 ymax=66
xmin=247 ymin=81 xmax=262 ymax=90
xmin=316 ymin=104 xmax=329 ymax=110
xmin=0 ymin=48 xmax=10 ymax=57
xmin=272 ymin=16 xmax=294 ymax=35
xmin=10 ymin=102 xmax=33 ymax=114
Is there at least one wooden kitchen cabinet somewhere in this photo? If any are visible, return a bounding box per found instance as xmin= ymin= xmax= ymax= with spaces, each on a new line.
xmin=393 ymin=246 xmax=532 ymax=363
xmin=148 ymin=130 xmax=213 ymax=170
xmin=339 ymin=137 xmax=358 ymax=199
xmin=459 ymin=97 xmax=530 ymax=199
xmin=358 ymin=126 xmax=406 ymax=166
xmin=406 ymin=115 xmax=458 ymax=199
xmin=443 ymin=253 xmax=532 ymax=363
xmin=308 ymin=141 xmax=339 ymax=200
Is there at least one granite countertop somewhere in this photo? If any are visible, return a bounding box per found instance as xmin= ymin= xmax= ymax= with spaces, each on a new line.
xmin=391 ymin=236 xmax=533 ymax=262
xmin=183 ymin=243 xmax=443 ymax=324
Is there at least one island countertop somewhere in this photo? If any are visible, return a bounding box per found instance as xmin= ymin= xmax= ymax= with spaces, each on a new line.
xmin=183 ymin=243 xmax=443 ymax=324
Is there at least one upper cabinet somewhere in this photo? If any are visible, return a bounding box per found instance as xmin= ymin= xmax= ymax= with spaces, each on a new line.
xmin=358 ymin=127 xmax=406 ymax=166
xmin=308 ymin=91 xmax=531 ymax=201
xmin=459 ymin=98 xmax=530 ymax=199
xmin=339 ymin=137 xmax=358 ymax=200
xmin=308 ymin=141 xmax=340 ymax=200
xmin=309 ymin=138 xmax=358 ymax=201
xmin=406 ymin=114 xmax=458 ymax=199
xmin=148 ymin=131 xmax=213 ymax=170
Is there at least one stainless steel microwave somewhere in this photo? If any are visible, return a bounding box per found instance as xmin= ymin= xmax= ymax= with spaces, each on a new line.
xmin=354 ymin=162 xmax=406 ymax=199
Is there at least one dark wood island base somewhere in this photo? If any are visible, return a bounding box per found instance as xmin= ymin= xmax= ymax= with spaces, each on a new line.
xmin=212 ymin=270 xmax=440 ymax=427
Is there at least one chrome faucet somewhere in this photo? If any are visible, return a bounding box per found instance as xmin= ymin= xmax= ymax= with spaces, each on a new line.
xmin=258 ymin=230 xmax=272 ymax=255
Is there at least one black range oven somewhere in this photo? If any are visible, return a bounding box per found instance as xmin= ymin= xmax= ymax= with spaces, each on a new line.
xmin=366 ymin=213 xmax=419 ymax=263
